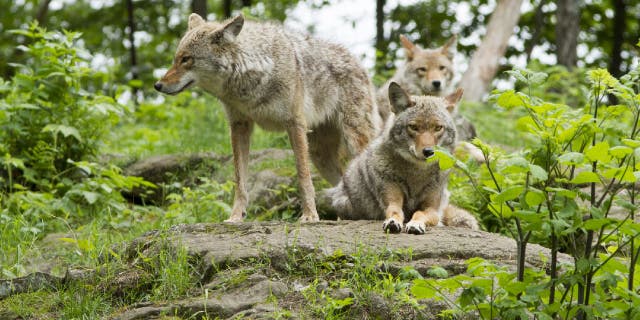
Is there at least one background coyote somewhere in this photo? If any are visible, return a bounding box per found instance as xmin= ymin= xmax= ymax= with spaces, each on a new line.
xmin=155 ymin=14 xmax=380 ymax=222
xmin=328 ymin=82 xmax=478 ymax=234
xmin=377 ymin=35 xmax=477 ymax=144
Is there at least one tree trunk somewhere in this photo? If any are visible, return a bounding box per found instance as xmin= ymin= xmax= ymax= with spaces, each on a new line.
xmin=126 ymin=0 xmax=139 ymax=103
xmin=241 ymin=0 xmax=251 ymax=7
xmin=555 ymin=0 xmax=580 ymax=68
xmin=459 ymin=0 xmax=524 ymax=102
xmin=223 ymin=0 xmax=232 ymax=18
xmin=35 ymin=0 xmax=52 ymax=25
xmin=524 ymin=0 xmax=546 ymax=62
xmin=609 ymin=0 xmax=626 ymax=78
xmin=191 ymin=0 xmax=207 ymax=18
xmin=375 ymin=0 xmax=386 ymax=73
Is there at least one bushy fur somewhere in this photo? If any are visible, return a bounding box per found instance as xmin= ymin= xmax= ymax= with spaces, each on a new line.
xmin=155 ymin=14 xmax=380 ymax=222
xmin=377 ymin=35 xmax=477 ymax=145
xmin=328 ymin=82 xmax=479 ymax=234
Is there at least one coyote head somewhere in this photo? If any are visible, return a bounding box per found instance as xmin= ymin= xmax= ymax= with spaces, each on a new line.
xmin=399 ymin=35 xmax=456 ymax=96
xmin=387 ymin=82 xmax=462 ymax=162
xmin=154 ymin=14 xmax=244 ymax=95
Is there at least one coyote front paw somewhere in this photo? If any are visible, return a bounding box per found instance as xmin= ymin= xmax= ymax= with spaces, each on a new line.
xmin=383 ymin=218 xmax=403 ymax=233
xmin=224 ymin=210 xmax=246 ymax=223
xmin=224 ymin=216 xmax=243 ymax=223
xmin=405 ymin=220 xmax=426 ymax=235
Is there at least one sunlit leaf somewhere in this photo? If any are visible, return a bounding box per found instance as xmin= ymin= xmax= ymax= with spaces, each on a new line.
xmin=585 ymin=141 xmax=610 ymax=163
xmin=570 ymin=171 xmax=600 ymax=184
xmin=558 ymin=152 xmax=585 ymax=165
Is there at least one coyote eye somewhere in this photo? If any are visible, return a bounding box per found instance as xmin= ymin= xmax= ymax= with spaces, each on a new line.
xmin=434 ymin=125 xmax=443 ymax=132
xmin=408 ymin=124 xmax=419 ymax=132
xmin=439 ymin=65 xmax=446 ymax=71
xmin=416 ymin=67 xmax=427 ymax=74
xmin=180 ymin=56 xmax=191 ymax=64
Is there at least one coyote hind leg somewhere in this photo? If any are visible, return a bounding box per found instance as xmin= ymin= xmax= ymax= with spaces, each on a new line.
xmin=308 ymin=121 xmax=345 ymax=186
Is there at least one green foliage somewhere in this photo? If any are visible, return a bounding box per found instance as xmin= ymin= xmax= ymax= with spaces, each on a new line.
xmin=0 ymin=24 xmax=125 ymax=191
xmin=105 ymin=93 xmax=290 ymax=158
xmin=165 ymin=178 xmax=233 ymax=224
xmin=150 ymin=243 xmax=196 ymax=301
xmin=415 ymin=63 xmax=640 ymax=318
xmin=300 ymin=247 xmax=424 ymax=319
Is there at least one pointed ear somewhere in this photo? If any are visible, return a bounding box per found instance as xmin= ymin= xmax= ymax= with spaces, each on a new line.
xmin=444 ymin=88 xmax=463 ymax=113
xmin=400 ymin=35 xmax=416 ymax=61
xmin=222 ymin=14 xmax=244 ymax=41
xmin=388 ymin=82 xmax=414 ymax=113
xmin=188 ymin=13 xmax=206 ymax=30
xmin=441 ymin=34 xmax=457 ymax=59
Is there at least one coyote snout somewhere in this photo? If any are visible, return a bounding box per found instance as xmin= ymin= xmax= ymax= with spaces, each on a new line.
xmin=154 ymin=59 xmax=196 ymax=95
xmin=407 ymin=123 xmax=446 ymax=160
xmin=422 ymin=147 xmax=435 ymax=158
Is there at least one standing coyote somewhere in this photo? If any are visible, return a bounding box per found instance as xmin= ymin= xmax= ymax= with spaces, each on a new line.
xmin=377 ymin=35 xmax=477 ymax=144
xmin=155 ymin=14 xmax=380 ymax=222
xmin=328 ymin=82 xmax=479 ymax=234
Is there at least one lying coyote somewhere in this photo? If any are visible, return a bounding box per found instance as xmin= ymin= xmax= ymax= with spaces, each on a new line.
xmin=328 ymin=82 xmax=478 ymax=234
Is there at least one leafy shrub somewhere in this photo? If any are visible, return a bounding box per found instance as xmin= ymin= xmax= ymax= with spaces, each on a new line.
xmin=0 ymin=25 xmax=158 ymax=278
xmin=0 ymin=24 xmax=125 ymax=192
xmin=421 ymin=62 xmax=640 ymax=318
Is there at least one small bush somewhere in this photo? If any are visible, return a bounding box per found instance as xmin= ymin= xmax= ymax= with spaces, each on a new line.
xmin=0 ymin=23 xmax=125 ymax=192
xmin=418 ymin=62 xmax=640 ymax=319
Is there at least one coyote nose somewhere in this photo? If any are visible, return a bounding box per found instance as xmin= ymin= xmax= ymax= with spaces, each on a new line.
xmin=422 ymin=147 xmax=435 ymax=158
xmin=154 ymin=82 xmax=163 ymax=91
xmin=432 ymin=81 xmax=441 ymax=88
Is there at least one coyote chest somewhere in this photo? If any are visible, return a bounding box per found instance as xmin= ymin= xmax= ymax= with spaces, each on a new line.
xmin=395 ymin=162 xmax=447 ymax=212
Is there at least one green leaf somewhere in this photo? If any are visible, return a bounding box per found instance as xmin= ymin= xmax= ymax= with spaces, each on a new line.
xmin=500 ymin=156 xmax=530 ymax=174
xmin=504 ymin=281 xmax=528 ymax=296
xmin=505 ymin=70 xmax=528 ymax=83
xmin=609 ymin=146 xmax=632 ymax=159
xmin=528 ymin=71 xmax=549 ymax=85
xmin=585 ymin=141 xmax=610 ymax=163
xmin=603 ymin=168 xmax=636 ymax=183
xmin=128 ymin=79 xmax=143 ymax=88
xmin=493 ymin=186 xmax=524 ymax=203
xmin=426 ymin=266 xmax=449 ymax=279
xmin=411 ymin=279 xmax=438 ymax=299
xmin=432 ymin=149 xmax=456 ymax=170
xmin=514 ymin=210 xmax=543 ymax=223
xmin=82 ymin=191 xmax=100 ymax=204
xmin=558 ymin=152 xmax=585 ymax=165
xmin=488 ymin=202 xmax=513 ymax=219
xmin=622 ymin=138 xmax=640 ymax=147
xmin=496 ymin=90 xmax=524 ymax=109
xmin=570 ymin=171 xmax=600 ymax=184
xmin=545 ymin=187 xmax=577 ymax=198
xmin=529 ymin=164 xmax=548 ymax=181
xmin=43 ymin=124 xmax=83 ymax=141
xmin=525 ymin=189 xmax=545 ymax=207
xmin=583 ymin=218 xmax=613 ymax=231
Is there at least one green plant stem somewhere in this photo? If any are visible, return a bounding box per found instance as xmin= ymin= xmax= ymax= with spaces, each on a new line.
xmin=457 ymin=158 xmax=519 ymax=241
xmin=592 ymin=232 xmax=640 ymax=275
xmin=630 ymin=157 xmax=637 ymax=291
xmin=578 ymin=79 xmax=603 ymax=320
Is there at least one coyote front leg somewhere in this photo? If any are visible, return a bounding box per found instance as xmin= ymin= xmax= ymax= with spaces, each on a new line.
xmin=382 ymin=185 xmax=405 ymax=233
xmin=225 ymin=119 xmax=253 ymax=222
xmin=287 ymin=119 xmax=319 ymax=222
